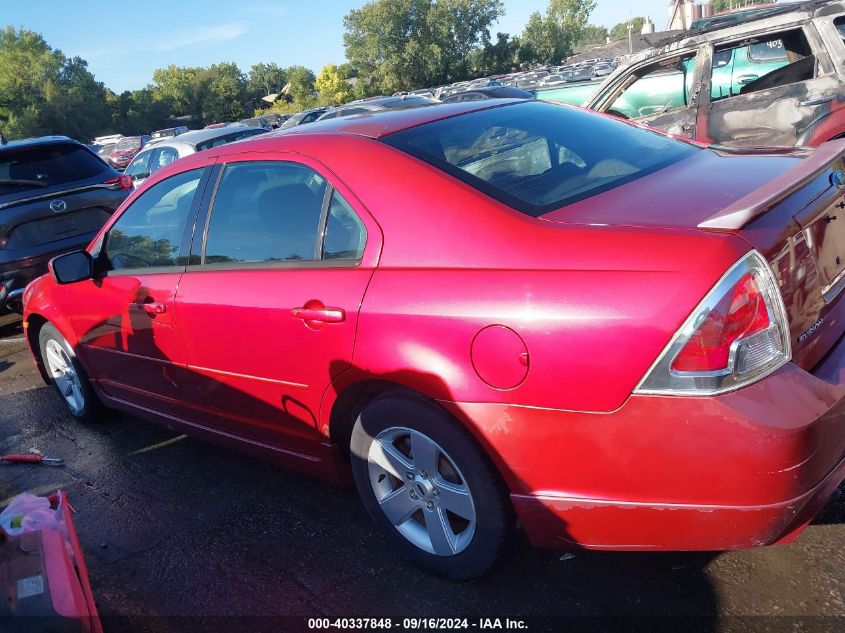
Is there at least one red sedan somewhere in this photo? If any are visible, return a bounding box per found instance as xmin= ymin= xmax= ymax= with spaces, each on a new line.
xmin=22 ymin=100 xmax=845 ymax=579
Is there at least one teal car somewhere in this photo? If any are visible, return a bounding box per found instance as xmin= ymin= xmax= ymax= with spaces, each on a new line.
xmin=537 ymin=41 xmax=787 ymax=117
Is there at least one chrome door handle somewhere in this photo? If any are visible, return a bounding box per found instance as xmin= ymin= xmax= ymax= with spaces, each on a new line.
xmin=292 ymin=306 xmax=345 ymax=323
xmin=737 ymin=74 xmax=759 ymax=85
xmin=799 ymin=96 xmax=834 ymax=107
xmin=137 ymin=302 xmax=166 ymax=315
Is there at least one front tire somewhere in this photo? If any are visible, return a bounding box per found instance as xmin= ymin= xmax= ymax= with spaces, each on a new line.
xmin=38 ymin=323 xmax=102 ymax=423
xmin=350 ymin=394 xmax=509 ymax=579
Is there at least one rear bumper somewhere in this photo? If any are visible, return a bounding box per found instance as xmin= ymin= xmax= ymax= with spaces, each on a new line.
xmin=442 ymin=332 xmax=845 ymax=551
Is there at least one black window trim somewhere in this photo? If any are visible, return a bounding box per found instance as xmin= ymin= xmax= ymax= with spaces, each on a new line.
xmin=190 ymin=159 xmax=365 ymax=271
xmin=98 ymin=166 xmax=214 ymax=277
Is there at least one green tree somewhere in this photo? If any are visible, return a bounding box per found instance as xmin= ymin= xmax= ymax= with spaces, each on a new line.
xmin=0 ymin=27 xmax=113 ymax=140
xmin=469 ymin=32 xmax=519 ymax=76
xmin=151 ymin=65 xmax=205 ymax=120
xmin=518 ymin=0 xmax=595 ymax=66
xmin=343 ymin=0 xmax=504 ymax=94
xmin=609 ymin=17 xmax=645 ymax=41
xmin=578 ymin=24 xmax=609 ymax=48
xmin=202 ymin=62 xmax=246 ymax=123
xmin=316 ymin=64 xmax=352 ymax=105
xmin=247 ymin=62 xmax=287 ymax=98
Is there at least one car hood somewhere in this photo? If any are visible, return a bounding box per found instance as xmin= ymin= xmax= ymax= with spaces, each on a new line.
xmin=539 ymin=147 xmax=806 ymax=231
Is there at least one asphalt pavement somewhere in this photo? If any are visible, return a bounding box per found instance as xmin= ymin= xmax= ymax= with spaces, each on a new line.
xmin=0 ymin=313 xmax=843 ymax=633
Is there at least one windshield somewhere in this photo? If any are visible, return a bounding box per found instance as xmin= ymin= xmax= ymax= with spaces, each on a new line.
xmin=0 ymin=143 xmax=112 ymax=195
xmin=383 ymin=101 xmax=699 ymax=217
xmin=114 ymin=137 xmax=142 ymax=151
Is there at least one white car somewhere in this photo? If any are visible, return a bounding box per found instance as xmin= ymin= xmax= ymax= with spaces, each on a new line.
xmin=124 ymin=126 xmax=268 ymax=188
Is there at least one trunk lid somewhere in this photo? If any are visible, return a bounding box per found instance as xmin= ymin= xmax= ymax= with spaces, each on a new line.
xmin=541 ymin=140 xmax=845 ymax=372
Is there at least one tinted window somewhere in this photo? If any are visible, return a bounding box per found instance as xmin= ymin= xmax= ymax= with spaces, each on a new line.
xmin=340 ymin=107 xmax=370 ymax=116
xmin=323 ymin=192 xmax=366 ymax=260
xmin=0 ymin=143 xmax=112 ymax=194
xmin=382 ymin=96 xmax=436 ymax=109
xmin=104 ymin=169 xmax=202 ymax=270
xmin=320 ymin=111 xmax=339 ymax=120
xmin=836 ymin=17 xmax=845 ymax=42
xmin=204 ymin=162 xmax=327 ymax=264
xmin=384 ymin=101 xmax=698 ymax=217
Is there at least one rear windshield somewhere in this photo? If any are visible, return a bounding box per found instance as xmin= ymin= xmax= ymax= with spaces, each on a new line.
xmin=383 ymin=101 xmax=699 ymax=216
xmin=0 ymin=143 xmax=111 ymax=195
xmin=383 ymin=96 xmax=437 ymax=109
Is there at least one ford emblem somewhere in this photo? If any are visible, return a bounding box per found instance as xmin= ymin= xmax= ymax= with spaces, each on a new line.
xmin=832 ymin=170 xmax=845 ymax=189
xmin=49 ymin=199 xmax=67 ymax=213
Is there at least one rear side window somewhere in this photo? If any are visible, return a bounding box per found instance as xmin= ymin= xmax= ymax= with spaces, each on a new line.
xmin=204 ymin=162 xmax=328 ymax=264
xmin=384 ymin=101 xmax=698 ymax=217
xmin=323 ymin=192 xmax=366 ymax=260
xmin=0 ymin=143 xmax=111 ymax=194
xmin=104 ymin=169 xmax=203 ymax=271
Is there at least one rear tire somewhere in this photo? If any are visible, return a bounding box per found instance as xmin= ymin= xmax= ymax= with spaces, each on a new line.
xmin=350 ymin=394 xmax=509 ymax=580
xmin=38 ymin=323 xmax=102 ymax=423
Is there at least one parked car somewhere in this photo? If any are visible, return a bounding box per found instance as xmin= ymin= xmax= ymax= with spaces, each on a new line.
xmin=0 ymin=136 xmax=131 ymax=312
xmin=316 ymin=95 xmax=438 ymax=121
xmin=23 ymin=100 xmax=845 ymax=579
xmin=107 ymin=135 xmax=151 ymax=171
xmin=123 ymin=126 xmax=268 ymax=188
xmin=592 ymin=63 xmax=613 ymax=77
xmin=239 ymin=116 xmax=274 ymax=130
xmin=441 ymin=86 xmax=536 ymax=103
xmin=150 ymin=126 xmax=189 ymax=141
xmin=582 ymin=1 xmax=845 ymax=146
xmin=278 ymin=107 xmax=331 ymax=129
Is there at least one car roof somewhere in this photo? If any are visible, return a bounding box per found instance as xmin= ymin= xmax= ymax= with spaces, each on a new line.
xmin=240 ymin=100 xmax=526 ymax=143
xmin=136 ymin=126 xmax=265 ymax=151
xmin=0 ymin=135 xmax=79 ymax=151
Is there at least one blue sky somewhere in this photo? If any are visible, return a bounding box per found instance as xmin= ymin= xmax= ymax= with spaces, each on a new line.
xmin=4 ymin=0 xmax=671 ymax=93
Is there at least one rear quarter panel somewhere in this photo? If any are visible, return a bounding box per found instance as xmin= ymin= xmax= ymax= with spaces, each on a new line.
xmin=292 ymin=136 xmax=752 ymax=417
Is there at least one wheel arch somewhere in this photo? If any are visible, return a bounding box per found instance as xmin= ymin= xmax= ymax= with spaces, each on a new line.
xmin=326 ymin=378 xmax=516 ymax=506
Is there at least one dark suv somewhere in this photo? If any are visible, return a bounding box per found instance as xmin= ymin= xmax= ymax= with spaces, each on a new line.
xmin=0 ymin=136 xmax=132 ymax=312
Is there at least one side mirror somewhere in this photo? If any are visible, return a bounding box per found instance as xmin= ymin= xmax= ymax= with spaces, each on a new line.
xmin=50 ymin=251 xmax=93 ymax=284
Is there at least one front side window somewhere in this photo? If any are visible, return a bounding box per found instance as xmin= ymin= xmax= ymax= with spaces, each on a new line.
xmin=204 ymin=162 xmax=328 ymax=264
xmin=607 ymin=53 xmax=697 ymax=119
xmin=836 ymin=17 xmax=845 ymax=42
xmin=384 ymin=100 xmax=698 ymax=217
xmin=104 ymin=169 xmax=203 ymax=271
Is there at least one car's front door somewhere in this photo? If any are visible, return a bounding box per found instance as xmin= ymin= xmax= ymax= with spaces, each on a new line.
xmin=699 ymin=25 xmax=840 ymax=146
xmin=174 ymin=155 xmax=380 ymax=455
xmin=65 ymin=167 xmax=211 ymax=417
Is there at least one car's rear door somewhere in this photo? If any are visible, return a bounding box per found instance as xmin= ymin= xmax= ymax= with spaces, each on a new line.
xmin=174 ymin=153 xmax=380 ymax=454
xmin=65 ymin=166 xmax=214 ymax=418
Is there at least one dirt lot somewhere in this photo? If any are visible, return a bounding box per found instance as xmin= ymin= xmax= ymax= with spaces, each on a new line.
xmin=0 ymin=312 xmax=843 ymax=632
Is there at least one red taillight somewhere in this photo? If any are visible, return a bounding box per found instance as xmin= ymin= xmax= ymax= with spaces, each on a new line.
xmin=103 ymin=175 xmax=133 ymax=190
xmin=671 ymin=273 xmax=770 ymax=373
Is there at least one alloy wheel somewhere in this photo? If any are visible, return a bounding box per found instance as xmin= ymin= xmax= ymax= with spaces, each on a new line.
xmin=367 ymin=426 xmax=476 ymax=556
